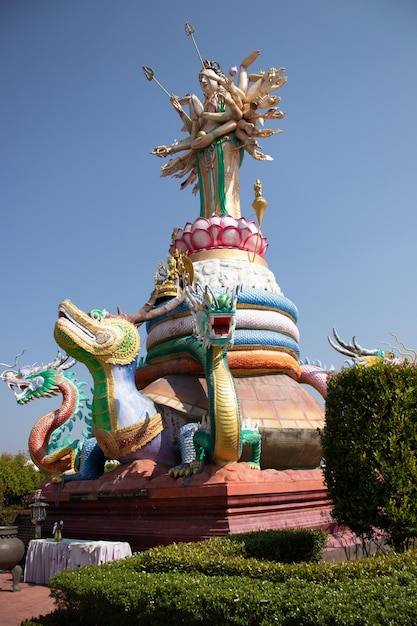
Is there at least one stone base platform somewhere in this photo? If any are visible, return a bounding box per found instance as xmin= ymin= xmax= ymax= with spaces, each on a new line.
xmin=38 ymin=461 xmax=350 ymax=554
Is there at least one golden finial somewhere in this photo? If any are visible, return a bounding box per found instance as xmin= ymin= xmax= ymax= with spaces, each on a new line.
xmin=251 ymin=180 xmax=268 ymax=262
xmin=252 ymin=179 xmax=268 ymax=228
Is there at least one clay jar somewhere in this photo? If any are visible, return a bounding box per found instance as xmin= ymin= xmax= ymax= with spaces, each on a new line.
xmin=0 ymin=526 xmax=25 ymax=591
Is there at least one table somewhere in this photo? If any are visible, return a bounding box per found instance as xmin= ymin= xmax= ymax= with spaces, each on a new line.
xmin=24 ymin=538 xmax=132 ymax=585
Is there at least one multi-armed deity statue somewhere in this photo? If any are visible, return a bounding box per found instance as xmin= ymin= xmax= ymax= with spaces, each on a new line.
xmin=145 ymin=23 xmax=286 ymax=219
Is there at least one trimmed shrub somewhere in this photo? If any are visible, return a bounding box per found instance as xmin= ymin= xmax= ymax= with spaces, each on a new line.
xmin=21 ymin=541 xmax=417 ymax=626
xmin=24 ymin=550 xmax=417 ymax=625
xmin=323 ymin=362 xmax=417 ymax=551
xmin=229 ymin=528 xmax=328 ymax=563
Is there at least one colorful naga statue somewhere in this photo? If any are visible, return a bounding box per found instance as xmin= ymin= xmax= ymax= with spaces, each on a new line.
xmin=328 ymin=328 xmax=417 ymax=367
xmin=175 ymin=285 xmax=261 ymax=474
xmin=53 ymin=290 xmax=187 ymax=468
xmin=52 ymin=282 xmax=261 ymax=473
xmin=297 ymin=330 xmax=417 ymax=401
xmin=0 ymin=352 xmax=105 ymax=481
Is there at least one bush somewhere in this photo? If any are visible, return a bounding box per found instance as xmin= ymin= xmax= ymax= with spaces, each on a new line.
xmin=229 ymin=528 xmax=328 ymax=563
xmin=119 ymin=531 xmax=327 ymax=582
xmin=0 ymin=452 xmax=47 ymax=524
xmin=17 ymin=527 xmax=417 ymax=625
xmin=23 ymin=549 xmax=417 ymax=625
xmin=323 ymin=362 xmax=417 ymax=551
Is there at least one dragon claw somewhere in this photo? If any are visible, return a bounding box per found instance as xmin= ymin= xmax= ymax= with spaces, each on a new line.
xmin=168 ymin=463 xmax=194 ymax=478
xmin=190 ymin=460 xmax=204 ymax=474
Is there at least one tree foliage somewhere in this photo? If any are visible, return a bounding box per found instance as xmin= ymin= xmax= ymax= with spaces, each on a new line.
xmin=0 ymin=452 xmax=46 ymax=506
xmin=322 ymin=361 xmax=417 ymax=551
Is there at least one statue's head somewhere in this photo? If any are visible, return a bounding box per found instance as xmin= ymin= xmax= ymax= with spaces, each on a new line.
xmin=185 ymin=284 xmax=239 ymax=349
xmin=54 ymin=300 xmax=140 ymax=367
xmin=199 ymin=60 xmax=225 ymax=94
xmin=1 ymin=351 xmax=75 ymax=404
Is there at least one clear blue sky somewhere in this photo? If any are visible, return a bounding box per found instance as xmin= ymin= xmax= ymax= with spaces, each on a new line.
xmin=1 ymin=0 xmax=417 ymax=455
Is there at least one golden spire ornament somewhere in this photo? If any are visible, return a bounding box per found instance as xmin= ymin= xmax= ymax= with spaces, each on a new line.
xmin=252 ymin=179 xmax=268 ymax=261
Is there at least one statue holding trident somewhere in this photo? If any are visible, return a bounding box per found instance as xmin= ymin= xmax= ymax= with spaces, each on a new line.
xmin=144 ymin=23 xmax=286 ymax=219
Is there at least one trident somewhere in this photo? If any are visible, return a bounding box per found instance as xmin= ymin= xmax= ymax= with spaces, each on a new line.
xmin=185 ymin=22 xmax=204 ymax=67
xmin=142 ymin=66 xmax=172 ymax=98
xmin=142 ymin=66 xmax=191 ymax=125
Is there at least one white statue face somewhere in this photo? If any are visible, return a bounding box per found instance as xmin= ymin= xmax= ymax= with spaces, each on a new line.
xmin=199 ymin=71 xmax=218 ymax=97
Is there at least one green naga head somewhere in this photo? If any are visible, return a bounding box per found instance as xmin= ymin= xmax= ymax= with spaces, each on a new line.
xmin=185 ymin=285 xmax=239 ymax=348
xmin=0 ymin=351 xmax=76 ymax=404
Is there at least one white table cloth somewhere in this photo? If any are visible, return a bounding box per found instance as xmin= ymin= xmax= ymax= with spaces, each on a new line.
xmin=24 ymin=538 xmax=132 ymax=585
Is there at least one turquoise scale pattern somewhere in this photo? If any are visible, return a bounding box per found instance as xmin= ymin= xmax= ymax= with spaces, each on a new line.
xmin=235 ymin=289 xmax=298 ymax=323
xmin=145 ymin=288 xmax=300 ymax=362
xmin=146 ymin=289 xmax=298 ymax=331
xmin=233 ymin=330 xmax=300 ymax=356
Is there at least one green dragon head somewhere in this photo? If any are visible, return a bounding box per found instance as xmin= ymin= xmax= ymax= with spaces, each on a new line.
xmin=1 ymin=351 xmax=76 ymax=404
xmin=185 ymin=285 xmax=239 ymax=348
xmin=1 ymin=350 xmax=91 ymax=463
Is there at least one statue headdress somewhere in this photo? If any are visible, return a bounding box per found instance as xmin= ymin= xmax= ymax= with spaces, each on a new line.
xmin=202 ymin=60 xmax=225 ymax=79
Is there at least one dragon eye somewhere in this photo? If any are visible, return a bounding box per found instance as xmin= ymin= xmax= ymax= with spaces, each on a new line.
xmin=32 ymin=376 xmax=44 ymax=390
xmin=96 ymin=331 xmax=111 ymax=344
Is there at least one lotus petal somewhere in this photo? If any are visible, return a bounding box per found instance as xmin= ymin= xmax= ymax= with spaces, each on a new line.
xmin=208 ymin=214 xmax=222 ymax=226
xmin=207 ymin=223 xmax=221 ymax=242
xmin=221 ymin=215 xmax=238 ymax=228
xmin=193 ymin=217 xmax=210 ymax=230
xmin=181 ymin=232 xmax=193 ymax=251
xmin=191 ymin=228 xmax=213 ymax=249
xmin=243 ymin=232 xmax=265 ymax=254
xmin=218 ymin=226 xmax=241 ymax=247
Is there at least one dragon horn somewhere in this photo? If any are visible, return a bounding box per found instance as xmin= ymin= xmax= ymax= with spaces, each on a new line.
xmin=328 ymin=328 xmax=380 ymax=358
xmin=31 ymin=351 xmax=76 ymax=375
xmin=184 ymin=285 xmax=199 ymax=313
xmin=205 ymin=285 xmax=218 ymax=309
xmin=351 ymin=336 xmax=379 ymax=356
xmin=41 ymin=351 xmax=64 ymax=371
xmin=327 ymin=328 xmax=359 ymax=358
xmin=49 ymin=351 xmax=66 ymax=370
xmin=327 ymin=338 xmax=354 ymax=358
xmin=60 ymin=354 xmax=77 ymax=370
xmin=327 ymin=328 xmax=355 ymax=357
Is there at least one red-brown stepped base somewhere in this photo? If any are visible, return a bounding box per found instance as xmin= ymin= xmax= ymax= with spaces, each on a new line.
xmin=37 ymin=461 xmax=355 ymax=557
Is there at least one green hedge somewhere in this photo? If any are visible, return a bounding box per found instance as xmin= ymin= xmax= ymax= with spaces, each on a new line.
xmin=20 ymin=533 xmax=417 ymax=625
xmin=323 ymin=361 xmax=417 ymax=551
xmin=229 ymin=528 xmax=327 ymax=563
xmin=27 ymin=569 xmax=417 ymax=626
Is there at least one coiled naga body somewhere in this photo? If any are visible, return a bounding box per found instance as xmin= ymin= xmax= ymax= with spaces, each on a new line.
xmin=1 ymin=352 xmax=105 ymax=480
